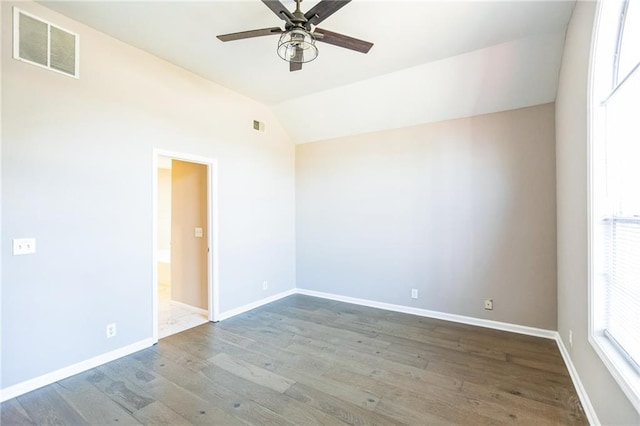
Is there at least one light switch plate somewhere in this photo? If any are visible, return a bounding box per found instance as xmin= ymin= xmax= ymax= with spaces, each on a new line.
xmin=13 ymin=238 xmax=36 ymax=255
xmin=194 ymin=227 xmax=203 ymax=238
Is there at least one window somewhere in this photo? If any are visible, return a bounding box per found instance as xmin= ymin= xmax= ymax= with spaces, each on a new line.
xmin=13 ymin=8 xmax=79 ymax=78
xmin=590 ymin=0 xmax=640 ymax=412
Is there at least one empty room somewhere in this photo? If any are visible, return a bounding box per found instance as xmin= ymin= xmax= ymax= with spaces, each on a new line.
xmin=1 ymin=0 xmax=639 ymax=425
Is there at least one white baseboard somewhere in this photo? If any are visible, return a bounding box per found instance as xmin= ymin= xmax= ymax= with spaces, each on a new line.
xmin=0 ymin=338 xmax=153 ymax=403
xmin=296 ymin=288 xmax=557 ymax=339
xmin=555 ymin=335 xmax=600 ymax=426
xmin=216 ymin=288 xmax=296 ymax=321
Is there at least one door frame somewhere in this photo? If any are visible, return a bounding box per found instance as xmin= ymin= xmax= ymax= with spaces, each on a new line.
xmin=152 ymin=149 xmax=220 ymax=343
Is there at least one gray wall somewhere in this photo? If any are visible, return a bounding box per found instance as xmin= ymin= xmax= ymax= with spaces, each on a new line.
xmin=1 ymin=1 xmax=295 ymax=389
xmin=556 ymin=1 xmax=640 ymax=423
xmin=296 ymin=104 xmax=557 ymax=330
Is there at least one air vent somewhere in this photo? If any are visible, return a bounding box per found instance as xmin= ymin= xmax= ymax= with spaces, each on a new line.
xmin=253 ymin=120 xmax=265 ymax=132
xmin=13 ymin=8 xmax=79 ymax=78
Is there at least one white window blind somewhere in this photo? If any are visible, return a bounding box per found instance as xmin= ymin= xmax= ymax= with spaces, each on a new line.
xmin=600 ymin=0 xmax=640 ymax=373
xmin=603 ymin=217 xmax=640 ymax=371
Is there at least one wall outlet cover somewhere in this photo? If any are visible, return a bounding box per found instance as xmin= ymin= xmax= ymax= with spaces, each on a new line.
xmin=13 ymin=238 xmax=36 ymax=255
xmin=106 ymin=323 xmax=117 ymax=338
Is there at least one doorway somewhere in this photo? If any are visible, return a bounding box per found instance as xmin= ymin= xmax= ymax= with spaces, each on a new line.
xmin=153 ymin=151 xmax=219 ymax=343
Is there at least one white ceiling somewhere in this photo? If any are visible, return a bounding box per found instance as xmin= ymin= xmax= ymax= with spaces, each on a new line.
xmin=41 ymin=0 xmax=576 ymax=143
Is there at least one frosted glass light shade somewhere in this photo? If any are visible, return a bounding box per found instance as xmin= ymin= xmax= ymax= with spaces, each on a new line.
xmin=277 ymin=28 xmax=318 ymax=63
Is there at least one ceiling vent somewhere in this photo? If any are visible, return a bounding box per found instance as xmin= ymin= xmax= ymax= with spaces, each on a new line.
xmin=13 ymin=8 xmax=79 ymax=78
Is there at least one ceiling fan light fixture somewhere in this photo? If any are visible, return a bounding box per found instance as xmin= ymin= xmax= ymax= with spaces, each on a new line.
xmin=277 ymin=28 xmax=318 ymax=63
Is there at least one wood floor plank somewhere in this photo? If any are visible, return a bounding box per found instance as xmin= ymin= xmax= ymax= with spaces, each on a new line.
xmin=85 ymin=367 xmax=155 ymax=414
xmin=250 ymin=309 xmax=393 ymax=352
xmin=322 ymin=365 xmax=510 ymax=425
xmin=426 ymin=354 xmax=581 ymax=410
xmin=130 ymin=401 xmax=191 ymax=426
xmin=209 ymin=353 xmax=296 ymax=393
xmin=377 ymin=328 xmax=509 ymax=361
xmin=287 ymin=338 xmax=433 ymax=379
xmin=206 ymin=334 xmax=334 ymax=378
xmin=16 ymin=385 xmax=89 ymax=425
xmin=190 ymin=334 xmax=383 ymax=412
xmin=461 ymin=380 xmax=586 ymax=424
xmin=288 ymin=332 xmax=430 ymax=370
xmin=103 ymin=357 xmax=245 ymax=426
xmin=259 ymin=359 xmax=383 ymax=411
xmin=200 ymin=363 xmax=352 ymax=425
xmin=294 ymin=372 xmax=382 ymax=412
xmin=379 ymin=382 xmax=510 ymax=426
xmin=0 ymin=294 xmax=588 ymax=425
xmin=216 ymin=317 xmax=301 ymax=349
xmin=426 ymin=355 xmax=573 ymax=389
xmin=0 ymin=399 xmax=35 ymax=425
xmin=131 ymin=349 xmax=297 ymax=426
xmin=285 ymin=338 xmax=463 ymax=397
xmin=55 ymin=372 xmax=142 ymax=425
xmin=284 ymin=382 xmax=404 ymax=426
xmin=504 ymin=352 xmax=571 ymax=375
xmin=454 ymin=329 xmax=562 ymax=358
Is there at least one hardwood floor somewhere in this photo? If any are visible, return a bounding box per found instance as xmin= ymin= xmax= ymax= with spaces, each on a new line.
xmin=1 ymin=295 xmax=588 ymax=425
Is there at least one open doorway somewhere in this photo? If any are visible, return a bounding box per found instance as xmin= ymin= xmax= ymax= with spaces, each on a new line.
xmin=153 ymin=151 xmax=219 ymax=342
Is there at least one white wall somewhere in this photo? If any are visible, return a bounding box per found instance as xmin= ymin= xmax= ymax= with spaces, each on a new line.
xmin=556 ymin=1 xmax=640 ymax=423
xmin=273 ymin=32 xmax=566 ymax=144
xmin=1 ymin=1 xmax=295 ymax=390
xmin=157 ymin=167 xmax=171 ymax=254
xmin=296 ymin=103 xmax=557 ymax=330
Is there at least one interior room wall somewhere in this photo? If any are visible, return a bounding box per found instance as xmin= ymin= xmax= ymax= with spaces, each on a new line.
xmin=1 ymin=0 xmax=295 ymax=391
xmin=157 ymin=166 xmax=171 ymax=285
xmin=555 ymin=1 xmax=640 ymax=423
xmin=296 ymin=103 xmax=557 ymax=330
xmin=170 ymin=160 xmax=208 ymax=310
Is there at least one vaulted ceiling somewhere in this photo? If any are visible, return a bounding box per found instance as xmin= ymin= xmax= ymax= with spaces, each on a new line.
xmin=41 ymin=0 xmax=575 ymax=143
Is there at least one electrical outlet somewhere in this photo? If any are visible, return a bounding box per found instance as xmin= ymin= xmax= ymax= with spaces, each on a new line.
xmin=262 ymin=281 xmax=268 ymax=291
xmin=13 ymin=238 xmax=36 ymax=255
xmin=106 ymin=323 xmax=117 ymax=338
xmin=569 ymin=330 xmax=573 ymax=347
xmin=484 ymin=298 xmax=493 ymax=310
xmin=411 ymin=289 xmax=418 ymax=299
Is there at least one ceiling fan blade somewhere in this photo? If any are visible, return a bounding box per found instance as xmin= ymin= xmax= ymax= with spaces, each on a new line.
xmin=217 ymin=27 xmax=283 ymax=42
xmin=290 ymin=46 xmax=303 ymax=72
xmin=314 ymin=28 xmax=373 ymax=53
xmin=305 ymin=0 xmax=351 ymax=27
xmin=262 ymin=0 xmax=294 ymax=22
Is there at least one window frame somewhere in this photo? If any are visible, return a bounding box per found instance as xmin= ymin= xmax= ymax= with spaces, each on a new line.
xmin=588 ymin=0 xmax=640 ymax=414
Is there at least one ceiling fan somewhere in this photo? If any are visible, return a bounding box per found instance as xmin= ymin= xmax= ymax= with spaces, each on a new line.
xmin=216 ymin=0 xmax=373 ymax=72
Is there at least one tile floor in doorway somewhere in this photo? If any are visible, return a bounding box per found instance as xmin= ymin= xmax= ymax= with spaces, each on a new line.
xmin=158 ymin=282 xmax=208 ymax=338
